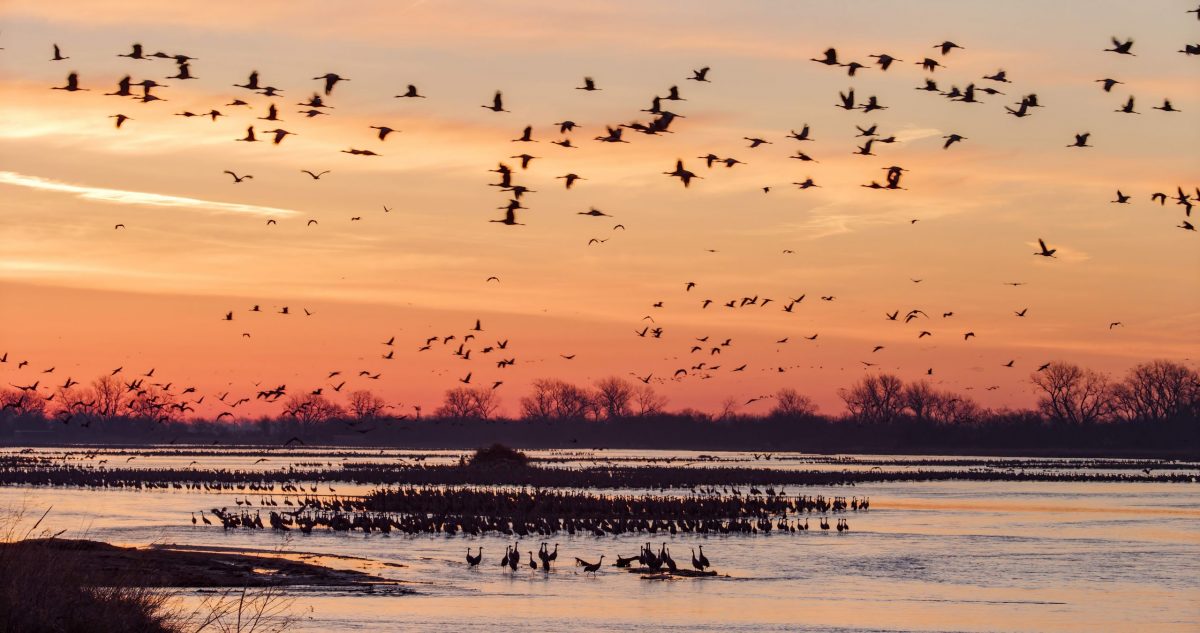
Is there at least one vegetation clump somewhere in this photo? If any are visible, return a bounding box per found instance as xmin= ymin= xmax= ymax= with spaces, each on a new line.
xmin=465 ymin=443 xmax=529 ymax=468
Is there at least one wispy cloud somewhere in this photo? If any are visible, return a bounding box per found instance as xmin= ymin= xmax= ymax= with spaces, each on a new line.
xmin=0 ymin=171 xmax=300 ymax=218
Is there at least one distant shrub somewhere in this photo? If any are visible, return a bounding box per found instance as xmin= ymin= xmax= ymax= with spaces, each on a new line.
xmin=466 ymin=443 xmax=529 ymax=468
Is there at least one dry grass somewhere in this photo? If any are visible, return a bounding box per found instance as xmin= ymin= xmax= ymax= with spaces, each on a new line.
xmin=0 ymin=503 xmax=295 ymax=633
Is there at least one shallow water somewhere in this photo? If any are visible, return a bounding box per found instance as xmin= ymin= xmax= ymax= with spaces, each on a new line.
xmin=2 ymin=449 xmax=1197 ymax=632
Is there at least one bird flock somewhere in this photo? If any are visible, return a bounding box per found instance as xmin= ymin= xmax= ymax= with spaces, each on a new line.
xmin=4 ymin=6 xmax=1197 ymax=421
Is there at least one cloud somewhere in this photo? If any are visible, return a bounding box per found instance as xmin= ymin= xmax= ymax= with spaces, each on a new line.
xmin=0 ymin=171 xmax=299 ymax=217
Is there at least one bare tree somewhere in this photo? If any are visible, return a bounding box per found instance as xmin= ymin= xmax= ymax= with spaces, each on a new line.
xmin=1112 ymin=360 xmax=1200 ymax=422
xmin=928 ymin=392 xmax=983 ymax=425
xmin=632 ymin=384 xmax=668 ymax=416
xmin=593 ymin=376 xmax=634 ymax=419
xmin=436 ymin=386 xmax=500 ymax=419
xmin=126 ymin=385 xmax=179 ymax=422
xmin=89 ymin=375 xmax=126 ymax=418
xmin=283 ymin=393 xmax=344 ymax=424
xmin=1029 ymin=362 xmax=1113 ymax=425
xmin=902 ymin=381 xmax=937 ymax=420
xmin=717 ymin=396 xmax=740 ymax=420
xmin=771 ymin=388 xmax=818 ymax=417
xmin=347 ymin=390 xmax=386 ymax=419
xmin=839 ymin=373 xmax=905 ymax=423
xmin=0 ymin=387 xmax=46 ymax=417
xmin=519 ymin=379 xmax=592 ymax=420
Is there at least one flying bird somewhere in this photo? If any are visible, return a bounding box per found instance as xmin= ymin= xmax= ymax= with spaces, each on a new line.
xmin=313 ymin=73 xmax=348 ymax=95
xmin=1034 ymin=238 xmax=1057 ymax=258
xmin=395 ymin=84 xmax=426 ymax=98
xmin=482 ymin=91 xmax=508 ymax=112
xmin=1104 ymin=37 xmax=1135 ymax=55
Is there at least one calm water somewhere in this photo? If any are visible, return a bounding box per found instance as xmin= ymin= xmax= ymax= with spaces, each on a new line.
xmin=2 ymin=448 xmax=1197 ymax=632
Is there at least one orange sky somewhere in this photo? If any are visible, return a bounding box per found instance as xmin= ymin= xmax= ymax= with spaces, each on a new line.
xmin=0 ymin=1 xmax=1197 ymax=417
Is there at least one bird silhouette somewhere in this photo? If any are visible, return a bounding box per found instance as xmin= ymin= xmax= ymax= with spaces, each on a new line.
xmin=396 ymin=84 xmax=426 ymax=98
xmin=482 ymin=91 xmax=508 ymax=112
xmin=52 ymin=72 xmax=87 ymax=92
xmin=1034 ymin=238 xmax=1057 ymax=258
xmin=370 ymin=126 xmax=399 ymax=141
xmin=1068 ymin=133 xmax=1091 ymax=148
xmin=313 ymin=73 xmax=348 ymax=95
xmin=1104 ymin=37 xmax=1135 ymax=55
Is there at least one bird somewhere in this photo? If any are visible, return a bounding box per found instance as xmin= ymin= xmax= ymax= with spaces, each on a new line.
xmin=51 ymin=44 xmax=69 ymax=61
xmin=510 ymin=154 xmax=537 ymax=169
xmin=811 ymin=48 xmax=840 ymax=65
xmin=109 ymin=114 xmax=132 ymax=129
xmin=118 ymin=43 xmax=147 ymax=60
xmin=918 ymin=58 xmax=944 ymax=72
xmin=942 ymin=134 xmax=966 ymax=149
xmin=263 ymin=129 xmax=294 ymax=144
xmin=787 ymin=125 xmax=813 ymax=142
xmin=1115 ymin=96 xmax=1139 ymax=114
xmin=301 ymin=170 xmax=330 ymax=180
xmin=575 ymin=556 xmax=605 ymax=576
xmin=1152 ymin=99 xmax=1179 ymax=113
xmin=370 ymin=126 xmax=398 ymax=140
xmin=1034 ymin=238 xmax=1057 ymax=258
xmin=395 ymin=84 xmax=426 ymax=98
xmin=557 ymin=174 xmax=584 ymax=189
xmin=1112 ymin=190 xmax=1131 ymax=204
xmin=313 ymin=73 xmax=348 ymax=95
xmin=482 ymin=91 xmax=508 ymax=112
xmin=223 ymin=171 xmax=252 ymax=183
xmin=577 ymin=77 xmax=600 ymax=91
xmin=935 ymin=41 xmax=964 ymax=55
xmin=1104 ymin=37 xmax=1135 ymax=55
xmin=512 ymin=125 xmax=535 ymax=142
xmin=1096 ymin=78 xmax=1122 ymax=92
xmin=52 ymin=72 xmax=87 ymax=92
xmin=490 ymin=209 xmax=523 ymax=226
xmin=1068 ymin=133 xmax=1091 ymax=148
xmin=983 ymin=69 xmax=1010 ymax=83
xmin=664 ymin=160 xmax=701 ymax=187
xmin=688 ymin=67 xmax=711 ymax=82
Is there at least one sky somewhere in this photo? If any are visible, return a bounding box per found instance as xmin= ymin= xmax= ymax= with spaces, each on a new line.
xmin=0 ymin=0 xmax=1197 ymax=418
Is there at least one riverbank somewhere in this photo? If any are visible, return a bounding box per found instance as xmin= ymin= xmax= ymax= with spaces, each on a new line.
xmin=1 ymin=538 xmax=400 ymax=588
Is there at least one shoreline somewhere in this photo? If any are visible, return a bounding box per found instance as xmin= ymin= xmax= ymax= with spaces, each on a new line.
xmin=0 ymin=538 xmax=408 ymax=590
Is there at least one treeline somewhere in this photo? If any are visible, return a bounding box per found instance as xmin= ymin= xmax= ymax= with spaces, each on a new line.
xmin=0 ymin=360 xmax=1196 ymax=456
